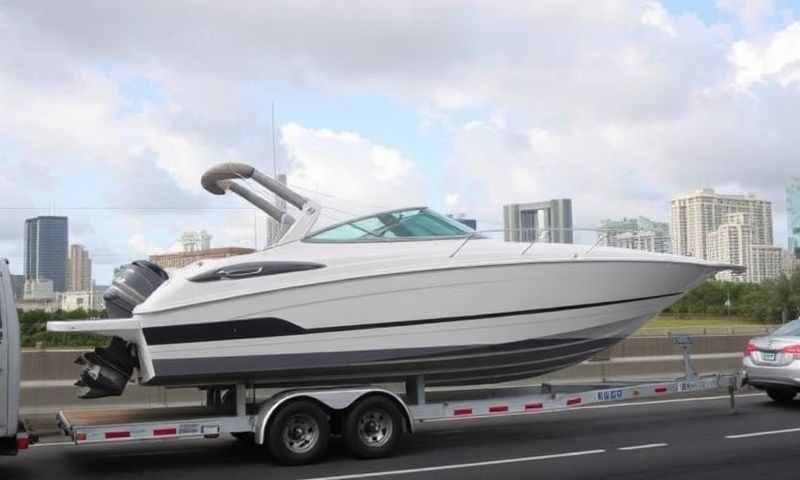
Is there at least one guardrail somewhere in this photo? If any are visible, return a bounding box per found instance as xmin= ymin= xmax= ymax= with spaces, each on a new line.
xmin=634 ymin=325 xmax=781 ymax=337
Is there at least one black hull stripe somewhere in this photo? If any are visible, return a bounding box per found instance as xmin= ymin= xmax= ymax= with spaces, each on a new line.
xmin=143 ymin=291 xmax=681 ymax=346
xmin=148 ymin=336 xmax=619 ymax=387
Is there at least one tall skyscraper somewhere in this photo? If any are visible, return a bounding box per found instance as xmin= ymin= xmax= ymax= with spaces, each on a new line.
xmin=66 ymin=244 xmax=92 ymax=291
xmin=787 ymin=177 xmax=800 ymax=258
xmin=670 ymin=189 xmax=772 ymax=259
xmin=504 ymin=199 xmax=573 ymax=243
xmin=24 ymin=216 xmax=68 ymax=292
xmin=600 ymin=216 xmax=671 ymax=254
xmin=706 ymin=212 xmax=783 ymax=283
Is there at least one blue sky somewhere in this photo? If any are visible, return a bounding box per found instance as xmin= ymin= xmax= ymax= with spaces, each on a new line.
xmin=1 ymin=1 xmax=799 ymax=283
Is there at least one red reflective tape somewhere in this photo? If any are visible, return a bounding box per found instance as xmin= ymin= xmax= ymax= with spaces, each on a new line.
xmin=567 ymin=397 xmax=582 ymax=406
xmin=525 ymin=402 xmax=543 ymax=410
xmin=655 ymin=387 xmax=668 ymax=393
xmin=489 ymin=405 xmax=509 ymax=413
xmin=154 ymin=428 xmax=177 ymax=436
xmin=105 ymin=431 xmax=131 ymax=439
xmin=453 ymin=408 xmax=473 ymax=416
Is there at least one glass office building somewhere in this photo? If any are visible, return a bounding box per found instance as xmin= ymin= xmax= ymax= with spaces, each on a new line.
xmin=24 ymin=216 xmax=69 ymax=292
xmin=789 ymin=178 xmax=800 ymax=259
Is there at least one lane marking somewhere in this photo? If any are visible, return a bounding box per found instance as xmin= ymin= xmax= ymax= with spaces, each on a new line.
xmin=725 ymin=427 xmax=800 ymax=439
xmin=618 ymin=443 xmax=668 ymax=451
xmin=298 ymin=449 xmax=607 ymax=480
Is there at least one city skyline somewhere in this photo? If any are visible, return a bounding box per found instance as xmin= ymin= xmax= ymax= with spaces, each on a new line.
xmin=2 ymin=2 xmax=800 ymax=283
xmin=11 ymin=180 xmax=799 ymax=285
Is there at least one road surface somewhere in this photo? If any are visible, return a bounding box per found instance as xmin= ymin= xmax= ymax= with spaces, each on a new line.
xmin=3 ymin=391 xmax=799 ymax=480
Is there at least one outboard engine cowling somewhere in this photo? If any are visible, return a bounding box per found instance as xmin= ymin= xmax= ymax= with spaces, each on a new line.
xmin=104 ymin=260 xmax=168 ymax=318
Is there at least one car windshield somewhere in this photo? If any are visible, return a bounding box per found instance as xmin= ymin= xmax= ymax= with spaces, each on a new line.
xmin=307 ymin=207 xmax=474 ymax=242
xmin=772 ymin=319 xmax=800 ymax=337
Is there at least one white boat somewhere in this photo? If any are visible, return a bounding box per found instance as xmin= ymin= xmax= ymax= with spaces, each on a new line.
xmin=48 ymin=163 xmax=740 ymax=399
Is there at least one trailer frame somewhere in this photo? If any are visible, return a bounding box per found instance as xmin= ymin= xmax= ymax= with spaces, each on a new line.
xmin=55 ymin=336 xmax=744 ymax=464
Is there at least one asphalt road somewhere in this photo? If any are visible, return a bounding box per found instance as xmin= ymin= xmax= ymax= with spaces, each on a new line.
xmin=3 ymin=391 xmax=800 ymax=480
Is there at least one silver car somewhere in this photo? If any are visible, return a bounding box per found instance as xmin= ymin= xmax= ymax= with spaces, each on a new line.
xmin=743 ymin=319 xmax=800 ymax=402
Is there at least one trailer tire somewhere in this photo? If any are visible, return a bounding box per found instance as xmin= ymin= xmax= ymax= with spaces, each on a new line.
xmin=266 ymin=400 xmax=330 ymax=465
xmin=343 ymin=395 xmax=404 ymax=459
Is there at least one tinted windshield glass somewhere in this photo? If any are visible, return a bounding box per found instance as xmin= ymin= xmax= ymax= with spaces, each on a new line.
xmin=309 ymin=208 xmax=473 ymax=241
xmin=773 ymin=319 xmax=800 ymax=336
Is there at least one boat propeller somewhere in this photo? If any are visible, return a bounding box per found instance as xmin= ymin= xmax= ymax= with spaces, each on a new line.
xmin=73 ymin=337 xmax=138 ymax=399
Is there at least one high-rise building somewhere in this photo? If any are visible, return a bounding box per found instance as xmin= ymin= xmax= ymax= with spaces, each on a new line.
xmin=706 ymin=213 xmax=783 ymax=283
xmin=671 ymin=188 xmax=772 ymax=259
xmin=503 ymin=199 xmax=573 ymax=243
xmin=706 ymin=214 xmax=752 ymax=282
xmin=783 ymin=249 xmax=800 ymax=274
xmin=787 ymin=177 xmax=800 ymax=258
xmin=180 ymin=231 xmax=212 ymax=252
xmin=24 ymin=216 xmax=68 ymax=292
xmin=749 ymin=245 xmax=784 ymax=283
xmin=66 ymin=244 xmax=92 ymax=291
xmin=600 ymin=217 xmax=671 ymax=254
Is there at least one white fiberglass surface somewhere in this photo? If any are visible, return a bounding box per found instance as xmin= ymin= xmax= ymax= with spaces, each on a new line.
xmin=132 ymin=238 xmax=718 ymax=316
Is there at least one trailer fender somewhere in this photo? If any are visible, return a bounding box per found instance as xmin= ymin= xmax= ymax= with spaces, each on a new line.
xmin=254 ymin=387 xmax=413 ymax=445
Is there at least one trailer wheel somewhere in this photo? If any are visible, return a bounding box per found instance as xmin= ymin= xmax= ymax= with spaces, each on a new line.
xmin=267 ymin=400 xmax=330 ymax=465
xmin=343 ymin=396 xmax=404 ymax=459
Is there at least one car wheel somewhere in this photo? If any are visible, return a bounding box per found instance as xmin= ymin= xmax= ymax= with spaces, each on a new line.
xmin=766 ymin=389 xmax=797 ymax=403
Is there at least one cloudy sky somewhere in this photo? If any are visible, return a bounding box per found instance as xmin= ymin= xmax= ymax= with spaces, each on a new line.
xmin=1 ymin=0 xmax=799 ymax=282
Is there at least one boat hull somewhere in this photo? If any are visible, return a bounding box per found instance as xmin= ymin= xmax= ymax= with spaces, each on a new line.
xmin=137 ymin=259 xmax=708 ymax=387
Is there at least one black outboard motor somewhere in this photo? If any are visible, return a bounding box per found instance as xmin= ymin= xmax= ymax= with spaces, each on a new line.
xmin=75 ymin=260 xmax=169 ymax=399
xmin=104 ymin=260 xmax=169 ymax=319
xmin=75 ymin=337 xmax=139 ymax=399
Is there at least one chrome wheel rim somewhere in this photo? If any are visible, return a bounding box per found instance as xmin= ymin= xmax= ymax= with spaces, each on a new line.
xmin=282 ymin=414 xmax=319 ymax=454
xmin=357 ymin=408 xmax=393 ymax=447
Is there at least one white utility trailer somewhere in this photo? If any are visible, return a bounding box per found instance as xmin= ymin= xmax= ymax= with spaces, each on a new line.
xmin=56 ymin=339 xmax=742 ymax=466
xmin=1 ymin=257 xmax=742 ymax=465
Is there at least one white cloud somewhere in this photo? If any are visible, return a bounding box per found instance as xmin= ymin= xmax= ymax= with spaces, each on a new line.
xmin=642 ymin=1 xmax=677 ymax=37
xmin=281 ymin=123 xmax=426 ymax=222
xmin=730 ymin=22 xmax=800 ymax=88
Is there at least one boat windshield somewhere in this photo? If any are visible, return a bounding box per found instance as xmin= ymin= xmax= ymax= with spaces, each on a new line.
xmin=307 ymin=207 xmax=474 ymax=242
